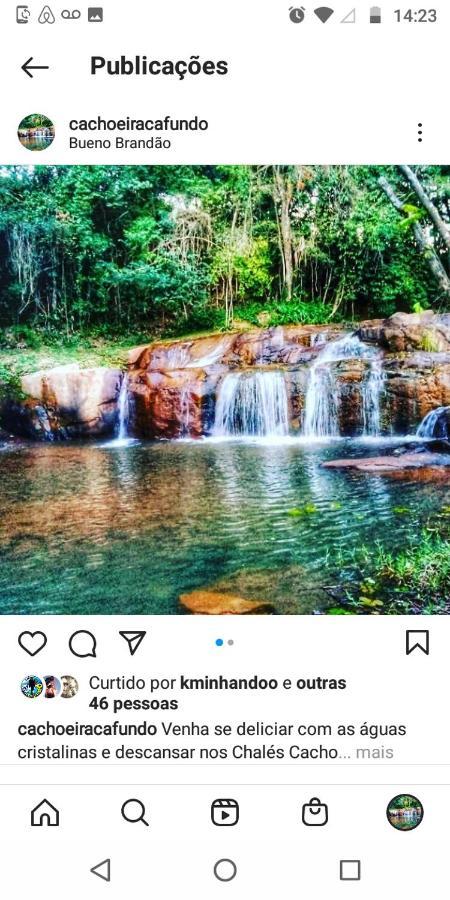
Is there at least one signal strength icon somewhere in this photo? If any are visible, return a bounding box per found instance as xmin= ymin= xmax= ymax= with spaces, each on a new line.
xmin=341 ymin=8 xmax=356 ymax=22
xmin=314 ymin=6 xmax=334 ymax=22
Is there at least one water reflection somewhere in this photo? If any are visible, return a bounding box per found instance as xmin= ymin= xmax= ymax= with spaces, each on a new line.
xmin=0 ymin=438 xmax=449 ymax=614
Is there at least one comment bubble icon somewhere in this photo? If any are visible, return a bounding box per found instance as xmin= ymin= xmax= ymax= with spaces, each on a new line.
xmin=69 ymin=629 xmax=97 ymax=658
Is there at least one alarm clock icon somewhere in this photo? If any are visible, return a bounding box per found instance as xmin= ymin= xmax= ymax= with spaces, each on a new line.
xmin=289 ymin=6 xmax=306 ymax=22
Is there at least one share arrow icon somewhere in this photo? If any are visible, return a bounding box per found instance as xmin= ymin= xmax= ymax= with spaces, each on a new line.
xmin=119 ymin=630 xmax=147 ymax=656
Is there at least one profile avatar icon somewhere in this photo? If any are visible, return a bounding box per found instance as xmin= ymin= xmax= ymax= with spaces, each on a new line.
xmin=61 ymin=675 xmax=79 ymax=699
xmin=18 ymin=114 xmax=55 ymax=152
xmin=21 ymin=675 xmax=44 ymax=699
xmin=44 ymin=675 xmax=61 ymax=699
xmin=387 ymin=794 xmax=424 ymax=831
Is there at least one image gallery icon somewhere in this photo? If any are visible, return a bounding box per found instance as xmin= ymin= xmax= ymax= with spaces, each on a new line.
xmin=88 ymin=7 xmax=103 ymax=21
xmin=211 ymin=798 xmax=239 ymax=826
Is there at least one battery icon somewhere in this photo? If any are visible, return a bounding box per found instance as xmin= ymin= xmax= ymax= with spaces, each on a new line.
xmin=370 ymin=6 xmax=381 ymax=22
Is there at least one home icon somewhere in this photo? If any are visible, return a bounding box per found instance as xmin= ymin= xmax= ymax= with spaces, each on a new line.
xmin=31 ymin=798 xmax=60 ymax=827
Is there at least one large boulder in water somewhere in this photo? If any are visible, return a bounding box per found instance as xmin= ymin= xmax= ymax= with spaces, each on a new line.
xmin=381 ymin=352 xmax=450 ymax=433
xmin=3 ymin=364 xmax=122 ymax=440
xmin=358 ymin=311 xmax=450 ymax=353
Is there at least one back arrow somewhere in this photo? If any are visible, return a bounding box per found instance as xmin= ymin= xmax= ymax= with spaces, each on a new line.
xmin=22 ymin=57 xmax=50 ymax=78
xmin=90 ymin=859 xmax=111 ymax=882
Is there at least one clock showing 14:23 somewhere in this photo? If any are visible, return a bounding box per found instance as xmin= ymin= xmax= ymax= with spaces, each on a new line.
xmin=394 ymin=8 xmax=437 ymax=21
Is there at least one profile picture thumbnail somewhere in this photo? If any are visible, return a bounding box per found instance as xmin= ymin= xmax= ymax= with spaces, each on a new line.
xmin=387 ymin=794 xmax=424 ymax=831
xmin=17 ymin=114 xmax=55 ymax=152
xmin=21 ymin=675 xmax=44 ymax=699
xmin=44 ymin=675 xmax=61 ymax=699
xmin=61 ymin=675 xmax=79 ymax=699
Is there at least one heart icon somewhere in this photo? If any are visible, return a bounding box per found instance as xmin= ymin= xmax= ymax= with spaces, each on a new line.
xmin=18 ymin=631 xmax=47 ymax=657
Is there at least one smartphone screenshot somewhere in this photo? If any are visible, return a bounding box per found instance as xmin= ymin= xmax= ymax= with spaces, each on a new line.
xmin=1 ymin=1 xmax=449 ymax=896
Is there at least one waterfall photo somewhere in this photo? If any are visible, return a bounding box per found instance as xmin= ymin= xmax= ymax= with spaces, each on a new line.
xmin=1 ymin=164 xmax=450 ymax=614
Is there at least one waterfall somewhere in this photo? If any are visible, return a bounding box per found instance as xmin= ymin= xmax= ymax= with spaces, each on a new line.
xmin=214 ymin=370 xmax=289 ymax=438
xmin=179 ymin=385 xmax=191 ymax=437
xmin=310 ymin=331 xmax=328 ymax=348
xmin=303 ymin=364 xmax=339 ymax=437
xmin=164 ymin=345 xmax=191 ymax=369
xmin=302 ymin=333 xmax=384 ymax=438
xmin=416 ymin=406 xmax=448 ymax=438
xmin=362 ymin=358 xmax=385 ymax=436
xmin=116 ymin=374 xmax=129 ymax=440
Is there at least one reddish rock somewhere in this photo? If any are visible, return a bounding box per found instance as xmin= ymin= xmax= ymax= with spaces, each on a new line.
xmin=358 ymin=311 xmax=450 ymax=353
xmin=179 ymin=589 xmax=273 ymax=614
xmin=382 ymin=352 xmax=450 ymax=432
xmin=6 ymin=364 xmax=122 ymax=440
xmin=323 ymin=452 xmax=450 ymax=472
xmin=131 ymin=334 xmax=235 ymax=372
xmin=128 ymin=367 xmax=222 ymax=439
xmin=8 ymin=318 xmax=450 ymax=443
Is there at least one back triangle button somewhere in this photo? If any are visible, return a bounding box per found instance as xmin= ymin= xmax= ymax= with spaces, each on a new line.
xmin=90 ymin=859 xmax=111 ymax=882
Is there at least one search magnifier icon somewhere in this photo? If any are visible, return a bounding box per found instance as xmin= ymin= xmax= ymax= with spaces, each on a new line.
xmin=121 ymin=798 xmax=149 ymax=826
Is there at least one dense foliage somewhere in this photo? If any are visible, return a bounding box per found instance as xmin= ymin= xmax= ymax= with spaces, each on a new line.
xmin=0 ymin=164 xmax=449 ymax=338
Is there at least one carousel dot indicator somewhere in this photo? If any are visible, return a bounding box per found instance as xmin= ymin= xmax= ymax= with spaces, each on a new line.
xmin=215 ymin=639 xmax=224 ymax=646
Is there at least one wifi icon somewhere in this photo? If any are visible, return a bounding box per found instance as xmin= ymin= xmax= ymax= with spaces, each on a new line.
xmin=314 ymin=6 xmax=334 ymax=22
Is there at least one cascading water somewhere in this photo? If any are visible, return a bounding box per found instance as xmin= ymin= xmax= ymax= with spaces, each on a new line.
xmin=179 ymin=385 xmax=191 ymax=437
xmin=302 ymin=365 xmax=339 ymax=437
xmin=116 ymin=374 xmax=130 ymax=441
xmin=416 ymin=406 xmax=448 ymax=438
xmin=310 ymin=331 xmax=328 ymax=348
xmin=104 ymin=373 xmax=134 ymax=448
xmin=302 ymin=334 xmax=384 ymax=438
xmin=164 ymin=345 xmax=191 ymax=369
xmin=362 ymin=358 xmax=385 ymax=436
xmin=214 ymin=370 xmax=289 ymax=438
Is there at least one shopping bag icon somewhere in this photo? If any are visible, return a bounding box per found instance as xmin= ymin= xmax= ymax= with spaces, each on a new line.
xmin=302 ymin=797 xmax=328 ymax=826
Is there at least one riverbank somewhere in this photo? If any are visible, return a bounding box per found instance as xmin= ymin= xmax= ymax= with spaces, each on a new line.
xmin=0 ymin=332 xmax=143 ymax=383
xmin=337 ymin=515 xmax=450 ymax=614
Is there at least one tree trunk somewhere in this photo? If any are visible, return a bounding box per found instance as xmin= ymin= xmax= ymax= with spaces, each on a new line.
xmin=272 ymin=167 xmax=294 ymax=301
xmin=399 ymin=165 xmax=450 ymax=257
xmin=379 ymin=175 xmax=450 ymax=296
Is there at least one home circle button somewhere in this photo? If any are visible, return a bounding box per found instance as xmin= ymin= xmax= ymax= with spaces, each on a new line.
xmin=214 ymin=859 xmax=237 ymax=882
